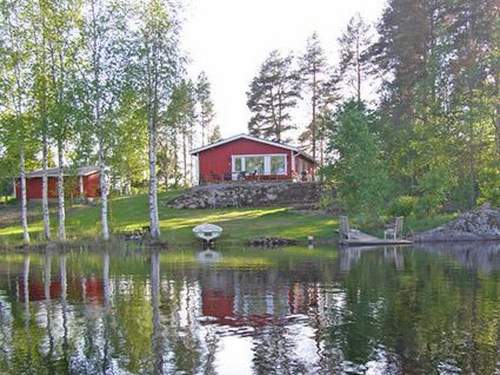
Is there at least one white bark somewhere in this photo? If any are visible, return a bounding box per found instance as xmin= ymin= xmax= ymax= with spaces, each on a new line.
xmin=42 ymin=132 xmax=50 ymax=240
xmin=19 ymin=148 xmax=30 ymax=244
xmin=90 ymin=0 xmax=109 ymax=241
xmin=148 ymin=113 xmax=161 ymax=239
xmin=57 ymin=142 xmax=66 ymax=240
xmin=146 ymin=32 xmax=161 ymax=240
xmin=99 ymin=155 xmax=109 ymax=240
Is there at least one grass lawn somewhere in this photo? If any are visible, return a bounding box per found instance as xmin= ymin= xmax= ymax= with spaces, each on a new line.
xmin=0 ymin=190 xmax=455 ymax=247
xmin=0 ymin=191 xmax=338 ymax=246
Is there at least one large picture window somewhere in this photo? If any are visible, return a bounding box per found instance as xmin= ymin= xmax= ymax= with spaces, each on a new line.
xmin=232 ymin=154 xmax=287 ymax=178
xmin=245 ymin=156 xmax=265 ymax=174
xmin=270 ymin=155 xmax=286 ymax=175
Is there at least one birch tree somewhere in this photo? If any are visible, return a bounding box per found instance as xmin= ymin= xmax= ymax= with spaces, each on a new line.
xmin=81 ymin=0 xmax=129 ymax=240
xmin=132 ymin=0 xmax=180 ymax=239
xmin=29 ymin=0 xmax=52 ymax=240
xmin=0 ymin=0 xmax=32 ymax=244
xmin=45 ymin=0 xmax=82 ymax=240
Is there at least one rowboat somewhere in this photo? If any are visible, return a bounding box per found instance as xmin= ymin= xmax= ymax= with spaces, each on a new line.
xmin=193 ymin=223 xmax=223 ymax=242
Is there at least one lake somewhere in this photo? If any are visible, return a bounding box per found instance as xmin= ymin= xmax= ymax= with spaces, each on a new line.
xmin=0 ymin=243 xmax=499 ymax=374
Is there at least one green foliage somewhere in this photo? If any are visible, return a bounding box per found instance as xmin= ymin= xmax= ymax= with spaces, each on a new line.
xmin=367 ymin=0 xmax=498 ymax=212
xmin=477 ymin=160 xmax=500 ymax=207
xmin=415 ymin=166 xmax=456 ymax=216
xmin=388 ymin=195 xmax=417 ymax=217
xmin=326 ymin=100 xmax=392 ymax=216
xmin=247 ymin=50 xmax=301 ymax=141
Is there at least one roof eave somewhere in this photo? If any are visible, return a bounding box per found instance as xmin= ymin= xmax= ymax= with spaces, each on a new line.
xmin=190 ymin=134 xmax=299 ymax=155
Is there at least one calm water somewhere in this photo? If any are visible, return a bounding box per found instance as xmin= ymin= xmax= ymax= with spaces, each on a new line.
xmin=0 ymin=243 xmax=499 ymax=375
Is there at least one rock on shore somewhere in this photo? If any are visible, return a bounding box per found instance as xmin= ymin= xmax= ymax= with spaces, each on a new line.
xmin=412 ymin=204 xmax=500 ymax=242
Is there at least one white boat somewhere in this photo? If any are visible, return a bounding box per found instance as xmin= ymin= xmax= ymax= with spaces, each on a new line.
xmin=197 ymin=249 xmax=222 ymax=264
xmin=193 ymin=223 xmax=223 ymax=242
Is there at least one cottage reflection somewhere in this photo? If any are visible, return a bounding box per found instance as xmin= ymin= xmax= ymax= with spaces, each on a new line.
xmin=0 ymin=245 xmax=498 ymax=375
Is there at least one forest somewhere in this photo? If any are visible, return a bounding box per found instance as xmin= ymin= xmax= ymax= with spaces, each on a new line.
xmin=246 ymin=0 xmax=499 ymax=220
xmin=0 ymin=0 xmax=498 ymax=244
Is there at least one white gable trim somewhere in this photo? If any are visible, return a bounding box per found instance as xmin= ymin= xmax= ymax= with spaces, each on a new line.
xmin=190 ymin=133 xmax=299 ymax=155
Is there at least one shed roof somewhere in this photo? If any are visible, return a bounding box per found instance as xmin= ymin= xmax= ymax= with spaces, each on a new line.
xmin=24 ymin=166 xmax=100 ymax=178
xmin=190 ymin=133 xmax=316 ymax=164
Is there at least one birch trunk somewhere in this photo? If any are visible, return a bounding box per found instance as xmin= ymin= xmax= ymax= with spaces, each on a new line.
xmin=42 ymin=130 xmax=50 ymax=240
xmin=182 ymin=131 xmax=187 ymax=185
xmin=90 ymin=0 xmax=109 ymax=241
xmin=311 ymin=68 xmax=317 ymax=176
xmin=148 ymin=112 xmax=161 ymax=239
xmin=57 ymin=141 xmax=66 ymax=240
xmin=99 ymin=147 xmax=109 ymax=240
xmin=19 ymin=147 xmax=30 ymax=244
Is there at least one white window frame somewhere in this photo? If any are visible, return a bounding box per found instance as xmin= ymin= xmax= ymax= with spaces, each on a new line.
xmin=231 ymin=154 xmax=288 ymax=179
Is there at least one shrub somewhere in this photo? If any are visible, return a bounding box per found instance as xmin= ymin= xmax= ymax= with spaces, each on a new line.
xmin=388 ymin=195 xmax=417 ymax=217
xmin=477 ymin=160 xmax=500 ymax=207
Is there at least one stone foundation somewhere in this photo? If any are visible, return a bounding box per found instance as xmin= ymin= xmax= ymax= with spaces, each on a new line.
xmin=167 ymin=182 xmax=323 ymax=209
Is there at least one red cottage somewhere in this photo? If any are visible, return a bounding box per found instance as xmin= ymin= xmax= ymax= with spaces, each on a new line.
xmin=191 ymin=134 xmax=316 ymax=184
xmin=15 ymin=166 xmax=100 ymax=200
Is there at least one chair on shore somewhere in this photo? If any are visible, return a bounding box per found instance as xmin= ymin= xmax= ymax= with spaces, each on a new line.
xmin=339 ymin=216 xmax=361 ymax=241
xmin=384 ymin=217 xmax=404 ymax=240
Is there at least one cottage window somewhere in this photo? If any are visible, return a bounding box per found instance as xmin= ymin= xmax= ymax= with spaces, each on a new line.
xmin=232 ymin=154 xmax=287 ymax=178
xmin=246 ymin=156 xmax=265 ymax=174
xmin=270 ymin=155 xmax=286 ymax=175
xmin=234 ymin=157 xmax=244 ymax=172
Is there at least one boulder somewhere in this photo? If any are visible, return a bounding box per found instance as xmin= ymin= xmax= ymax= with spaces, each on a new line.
xmin=412 ymin=204 xmax=500 ymax=242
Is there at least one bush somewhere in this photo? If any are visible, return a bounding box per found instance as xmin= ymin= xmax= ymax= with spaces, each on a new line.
xmin=388 ymin=195 xmax=417 ymax=217
xmin=477 ymin=160 xmax=500 ymax=207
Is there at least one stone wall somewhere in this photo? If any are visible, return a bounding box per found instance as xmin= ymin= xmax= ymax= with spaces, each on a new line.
xmin=167 ymin=182 xmax=323 ymax=209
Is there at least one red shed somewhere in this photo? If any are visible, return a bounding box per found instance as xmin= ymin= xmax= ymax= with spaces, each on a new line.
xmin=191 ymin=134 xmax=316 ymax=184
xmin=15 ymin=166 xmax=100 ymax=200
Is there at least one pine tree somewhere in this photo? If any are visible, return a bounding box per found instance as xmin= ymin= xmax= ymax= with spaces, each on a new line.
xmin=247 ymin=50 xmax=301 ymax=141
xmin=299 ymin=33 xmax=330 ymax=165
xmin=195 ymin=71 xmax=215 ymax=146
xmin=208 ymin=124 xmax=221 ymax=143
xmin=162 ymin=80 xmax=196 ymax=186
xmin=337 ymin=13 xmax=372 ymax=104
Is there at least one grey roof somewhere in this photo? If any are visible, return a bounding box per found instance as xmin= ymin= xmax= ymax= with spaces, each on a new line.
xmin=25 ymin=166 xmax=100 ymax=178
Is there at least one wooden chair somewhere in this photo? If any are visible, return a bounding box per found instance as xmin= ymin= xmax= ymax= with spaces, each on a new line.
xmin=339 ymin=216 xmax=351 ymax=240
xmin=384 ymin=217 xmax=404 ymax=240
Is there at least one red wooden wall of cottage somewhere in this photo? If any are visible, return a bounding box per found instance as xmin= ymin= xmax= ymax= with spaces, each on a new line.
xmin=197 ymin=138 xmax=294 ymax=183
xmin=84 ymin=172 xmax=100 ymax=198
xmin=16 ymin=172 xmax=100 ymax=200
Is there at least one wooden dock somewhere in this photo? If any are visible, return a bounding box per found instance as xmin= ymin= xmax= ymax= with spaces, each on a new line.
xmin=339 ymin=230 xmax=412 ymax=247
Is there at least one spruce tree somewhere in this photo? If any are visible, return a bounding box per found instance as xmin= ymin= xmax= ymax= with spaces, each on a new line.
xmin=247 ymin=50 xmax=301 ymax=141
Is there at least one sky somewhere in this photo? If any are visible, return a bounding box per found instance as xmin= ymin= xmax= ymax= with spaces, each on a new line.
xmin=182 ymin=0 xmax=387 ymax=138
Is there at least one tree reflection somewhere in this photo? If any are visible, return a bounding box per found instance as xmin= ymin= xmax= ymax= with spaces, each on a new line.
xmin=151 ymin=250 xmax=164 ymax=374
xmin=0 ymin=245 xmax=497 ymax=374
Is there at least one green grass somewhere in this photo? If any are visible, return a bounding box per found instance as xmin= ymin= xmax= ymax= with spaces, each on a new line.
xmin=0 ymin=191 xmax=456 ymax=247
xmin=0 ymin=191 xmax=338 ymax=246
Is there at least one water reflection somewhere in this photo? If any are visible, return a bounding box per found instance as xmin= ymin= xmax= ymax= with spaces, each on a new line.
xmin=0 ymin=244 xmax=498 ymax=374
xmin=414 ymin=241 xmax=500 ymax=273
